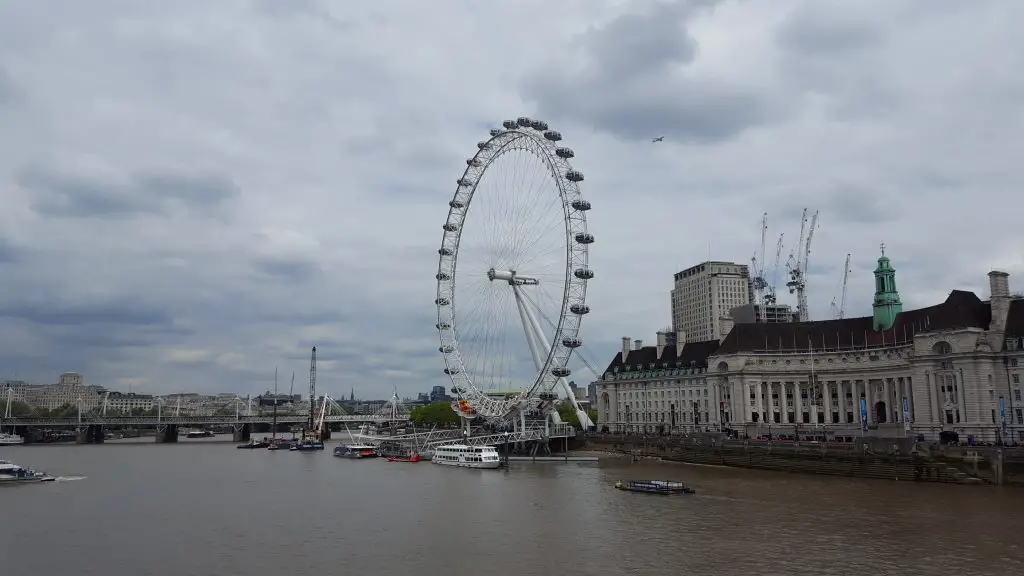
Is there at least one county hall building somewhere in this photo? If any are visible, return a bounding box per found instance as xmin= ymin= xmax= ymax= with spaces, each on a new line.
xmin=596 ymin=250 xmax=1024 ymax=443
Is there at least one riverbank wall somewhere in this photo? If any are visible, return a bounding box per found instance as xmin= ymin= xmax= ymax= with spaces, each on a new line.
xmin=583 ymin=434 xmax=1024 ymax=487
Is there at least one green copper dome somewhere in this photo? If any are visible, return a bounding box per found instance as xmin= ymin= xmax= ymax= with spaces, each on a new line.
xmin=872 ymin=243 xmax=902 ymax=331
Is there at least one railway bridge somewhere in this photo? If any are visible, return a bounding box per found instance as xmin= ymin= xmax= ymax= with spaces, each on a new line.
xmin=1 ymin=413 xmax=397 ymax=444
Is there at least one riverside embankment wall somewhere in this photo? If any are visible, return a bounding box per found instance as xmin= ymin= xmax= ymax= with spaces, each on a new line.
xmin=584 ymin=434 xmax=1024 ymax=487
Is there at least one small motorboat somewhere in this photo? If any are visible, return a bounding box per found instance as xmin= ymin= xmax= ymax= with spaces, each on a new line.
xmin=386 ymin=452 xmax=421 ymax=463
xmin=614 ymin=480 xmax=695 ymax=495
xmin=333 ymin=445 xmax=378 ymax=459
xmin=186 ymin=430 xmax=214 ymax=439
xmin=0 ymin=459 xmax=56 ymax=484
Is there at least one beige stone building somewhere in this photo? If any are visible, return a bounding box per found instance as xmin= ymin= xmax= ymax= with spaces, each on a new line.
xmin=671 ymin=261 xmax=752 ymax=343
xmin=599 ymin=251 xmax=1024 ymax=443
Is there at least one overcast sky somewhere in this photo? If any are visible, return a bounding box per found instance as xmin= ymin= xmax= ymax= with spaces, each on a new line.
xmin=1 ymin=0 xmax=1021 ymax=398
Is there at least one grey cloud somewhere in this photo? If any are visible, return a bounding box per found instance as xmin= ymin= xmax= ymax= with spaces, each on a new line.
xmin=521 ymin=0 xmax=786 ymax=143
xmin=0 ymin=237 xmax=24 ymax=263
xmin=0 ymin=0 xmax=1021 ymax=400
xmin=775 ymin=5 xmax=883 ymax=55
xmin=0 ymin=66 xmax=18 ymax=105
xmin=0 ymin=300 xmax=174 ymax=327
xmin=772 ymin=183 xmax=899 ymax=225
xmin=17 ymin=164 xmax=240 ymax=219
xmin=252 ymin=256 xmax=322 ymax=281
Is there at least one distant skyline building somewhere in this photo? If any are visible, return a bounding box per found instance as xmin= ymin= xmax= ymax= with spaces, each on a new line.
xmin=671 ymin=261 xmax=753 ymax=343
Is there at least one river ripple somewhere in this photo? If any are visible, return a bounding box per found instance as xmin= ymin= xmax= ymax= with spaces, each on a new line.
xmin=1 ymin=440 xmax=1021 ymax=576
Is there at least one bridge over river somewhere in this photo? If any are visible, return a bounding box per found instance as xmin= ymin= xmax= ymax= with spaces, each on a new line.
xmin=1 ymin=414 xmax=579 ymax=448
xmin=0 ymin=413 xmax=397 ymax=444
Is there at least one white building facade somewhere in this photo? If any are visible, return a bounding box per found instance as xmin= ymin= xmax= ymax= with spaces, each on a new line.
xmin=595 ymin=333 xmax=728 ymax=433
xmin=602 ymin=254 xmax=1024 ymax=443
xmin=104 ymin=392 xmax=155 ymax=414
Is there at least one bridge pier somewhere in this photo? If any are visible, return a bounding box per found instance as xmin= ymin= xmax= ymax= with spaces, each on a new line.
xmin=155 ymin=424 xmax=179 ymax=443
xmin=319 ymin=423 xmax=331 ymax=441
xmin=232 ymin=423 xmax=251 ymax=443
xmin=76 ymin=424 xmax=105 ymax=444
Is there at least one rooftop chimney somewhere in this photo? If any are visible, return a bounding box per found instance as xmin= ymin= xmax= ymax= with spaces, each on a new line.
xmin=676 ymin=330 xmax=687 ymax=356
xmin=719 ymin=316 xmax=735 ymax=342
xmin=621 ymin=337 xmax=631 ymax=363
xmin=634 ymin=339 xmax=643 ymax=350
xmin=990 ymin=270 xmax=1010 ymax=299
xmin=988 ymin=270 xmax=1011 ymax=339
xmin=656 ymin=331 xmax=667 ymax=358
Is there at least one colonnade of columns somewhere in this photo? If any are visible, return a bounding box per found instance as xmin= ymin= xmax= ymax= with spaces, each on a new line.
xmin=741 ymin=376 xmax=914 ymax=426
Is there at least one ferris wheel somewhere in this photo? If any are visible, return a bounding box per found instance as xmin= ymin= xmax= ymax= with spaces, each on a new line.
xmin=435 ymin=116 xmax=594 ymax=430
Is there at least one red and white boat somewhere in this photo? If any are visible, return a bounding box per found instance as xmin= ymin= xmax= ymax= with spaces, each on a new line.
xmin=386 ymin=453 xmax=421 ymax=463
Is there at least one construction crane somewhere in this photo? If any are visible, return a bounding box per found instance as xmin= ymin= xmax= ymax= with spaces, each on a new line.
xmin=765 ymin=233 xmax=785 ymax=309
xmin=830 ymin=253 xmax=852 ymax=319
xmin=307 ymin=346 xmax=317 ymax=434
xmin=749 ymin=212 xmax=769 ymax=322
xmin=785 ymin=208 xmax=819 ymax=322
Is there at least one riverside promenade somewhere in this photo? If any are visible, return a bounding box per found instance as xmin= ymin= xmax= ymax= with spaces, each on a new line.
xmin=583 ymin=432 xmax=1024 ymax=486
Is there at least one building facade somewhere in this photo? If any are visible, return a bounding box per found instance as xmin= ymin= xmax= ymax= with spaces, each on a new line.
xmin=595 ymin=334 xmax=725 ymax=432
xmin=104 ymin=392 xmax=155 ymax=413
xmin=3 ymin=373 xmax=105 ymax=412
xmin=602 ymin=251 xmax=1024 ymax=443
xmin=671 ymin=261 xmax=752 ymax=342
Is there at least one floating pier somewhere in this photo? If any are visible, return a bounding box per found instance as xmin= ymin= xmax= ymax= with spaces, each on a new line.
xmin=506 ymin=455 xmax=598 ymax=462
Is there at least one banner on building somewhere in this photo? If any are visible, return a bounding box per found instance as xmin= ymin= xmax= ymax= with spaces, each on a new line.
xmin=859 ymin=398 xmax=868 ymax=432
xmin=999 ymin=396 xmax=1006 ymax=429
xmin=902 ymin=396 xmax=911 ymax=432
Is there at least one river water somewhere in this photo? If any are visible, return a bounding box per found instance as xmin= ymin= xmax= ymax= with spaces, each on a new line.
xmin=2 ymin=438 xmax=1022 ymax=576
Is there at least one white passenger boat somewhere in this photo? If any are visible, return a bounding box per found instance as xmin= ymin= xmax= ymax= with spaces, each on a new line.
xmin=431 ymin=444 xmax=503 ymax=469
xmin=0 ymin=459 xmax=55 ymax=484
xmin=0 ymin=433 xmax=25 ymax=446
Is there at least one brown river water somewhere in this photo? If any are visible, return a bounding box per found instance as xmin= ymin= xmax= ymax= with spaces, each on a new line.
xmin=1 ymin=439 xmax=1022 ymax=576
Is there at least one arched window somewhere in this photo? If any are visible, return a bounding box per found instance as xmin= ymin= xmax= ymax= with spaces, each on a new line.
xmin=716 ymin=361 xmax=729 ymax=372
xmin=932 ymin=341 xmax=953 ymax=355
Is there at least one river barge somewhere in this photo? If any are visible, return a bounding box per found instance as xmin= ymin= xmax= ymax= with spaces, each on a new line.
xmin=614 ymin=480 xmax=695 ymax=495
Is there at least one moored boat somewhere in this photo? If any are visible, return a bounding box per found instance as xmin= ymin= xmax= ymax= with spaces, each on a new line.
xmin=186 ymin=430 xmax=214 ymax=439
xmin=333 ymin=444 xmax=379 ymax=459
xmin=237 ymin=439 xmax=271 ymax=449
xmin=290 ymin=439 xmax=324 ymax=452
xmin=0 ymin=432 xmax=25 ymax=446
xmin=0 ymin=459 xmax=55 ymax=484
xmin=614 ymin=480 xmax=695 ymax=495
xmin=386 ymin=452 xmax=421 ymax=463
xmin=267 ymin=438 xmax=291 ymax=451
xmin=431 ymin=444 xmax=502 ymax=469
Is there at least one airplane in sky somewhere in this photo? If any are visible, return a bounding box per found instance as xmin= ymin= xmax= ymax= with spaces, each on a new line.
xmin=651 ymin=136 xmax=664 ymax=142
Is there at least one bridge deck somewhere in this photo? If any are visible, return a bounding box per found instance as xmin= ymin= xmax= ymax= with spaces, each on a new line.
xmin=1 ymin=414 xmax=395 ymax=426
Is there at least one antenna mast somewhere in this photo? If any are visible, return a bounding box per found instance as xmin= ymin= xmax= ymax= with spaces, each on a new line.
xmin=272 ymin=367 xmax=279 ymax=440
xmin=307 ymin=346 xmax=317 ymax=433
